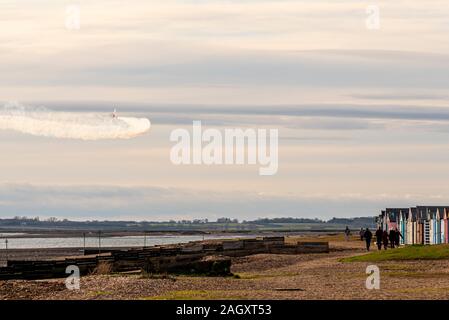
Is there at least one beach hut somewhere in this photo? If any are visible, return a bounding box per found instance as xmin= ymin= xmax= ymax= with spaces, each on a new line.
xmin=385 ymin=210 xmax=392 ymax=232
xmin=415 ymin=206 xmax=434 ymax=245
xmin=429 ymin=209 xmax=436 ymax=245
xmin=385 ymin=208 xmax=408 ymax=231
xmin=443 ymin=208 xmax=449 ymax=243
xmin=432 ymin=209 xmax=438 ymax=244
xmin=417 ymin=207 xmax=426 ymax=245
xmin=442 ymin=209 xmax=446 ymax=243
xmin=406 ymin=214 xmax=413 ymax=245
xmin=438 ymin=208 xmax=445 ymax=244
xmin=380 ymin=210 xmax=387 ymax=231
xmin=399 ymin=210 xmax=406 ymax=245
xmin=385 ymin=211 xmax=389 ymax=231
xmin=436 ymin=207 xmax=449 ymax=244
xmin=436 ymin=207 xmax=449 ymax=243
xmin=407 ymin=207 xmax=418 ymax=245
xmin=436 ymin=210 xmax=441 ymax=244
xmin=415 ymin=220 xmax=418 ymax=244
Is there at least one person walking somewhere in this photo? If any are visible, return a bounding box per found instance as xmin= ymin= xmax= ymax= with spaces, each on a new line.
xmin=359 ymin=228 xmax=365 ymax=241
xmin=375 ymin=227 xmax=383 ymax=250
xmin=344 ymin=226 xmax=351 ymax=241
xmin=389 ymin=229 xmax=396 ymax=248
xmin=394 ymin=228 xmax=403 ymax=247
xmin=382 ymin=230 xmax=389 ymax=250
xmin=364 ymin=228 xmax=373 ymax=251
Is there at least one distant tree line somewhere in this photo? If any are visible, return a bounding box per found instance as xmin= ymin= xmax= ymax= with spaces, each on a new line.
xmin=246 ymin=217 xmax=325 ymax=224
xmin=326 ymin=217 xmax=375 ymax=226
xmin=0 ymin=216 xmax=375 ymax=226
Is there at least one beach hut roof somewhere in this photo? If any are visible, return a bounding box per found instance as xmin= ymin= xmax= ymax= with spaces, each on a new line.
xmin=385 ymin=208 xmax=409 ymax=222
xmin=408 ymin=207 xmax=418 ymax=222
xmin=415 ymin=206 xmax=449 ymax=220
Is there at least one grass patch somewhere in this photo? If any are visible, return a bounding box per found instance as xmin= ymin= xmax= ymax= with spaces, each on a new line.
xmin=341 ymin=244 xmax=449 ymax=262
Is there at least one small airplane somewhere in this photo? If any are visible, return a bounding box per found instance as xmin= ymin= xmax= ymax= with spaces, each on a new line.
xmin=112 ymin=108 xmax=117 ymax=118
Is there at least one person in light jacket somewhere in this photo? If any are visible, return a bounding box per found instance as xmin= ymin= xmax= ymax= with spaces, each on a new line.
xmin=359 ymin=228 xmax=365 ymax=241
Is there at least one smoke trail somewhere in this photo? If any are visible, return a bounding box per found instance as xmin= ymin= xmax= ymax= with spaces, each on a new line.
xmin=0 ymin=102 xmax=151 ymax=140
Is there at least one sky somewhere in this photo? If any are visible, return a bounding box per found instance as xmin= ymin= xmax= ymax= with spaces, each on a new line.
xmin=1 ymin=0 xmax=449 ymax=221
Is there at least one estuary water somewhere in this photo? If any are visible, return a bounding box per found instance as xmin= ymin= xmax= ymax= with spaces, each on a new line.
xmin=0 ymin=234 xmax=256 ymax=249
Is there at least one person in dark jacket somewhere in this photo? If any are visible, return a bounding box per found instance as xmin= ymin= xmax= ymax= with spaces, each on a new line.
xmin=364 ymin=228 xmax=373 ymax=251
xmin=394 ymin=228 xmax=403 ymax=247
xmin=375 ymin=227 xmax=383 ymax=250
xmin=382 ymin=230 xmax=389 ymax=250
xmin=359 ymin=228 xmax=365 ymax=241
xmin=344 ymin=226 xmax=351 ymax=241
xmin=389 ymin=229 xmax=396 ymax=248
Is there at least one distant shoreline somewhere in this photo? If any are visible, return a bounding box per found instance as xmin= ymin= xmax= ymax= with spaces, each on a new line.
xmin=0 ymin=217 xmax=376 ymax=236
xmin=0 ymin=228 xmax=353 ymax=239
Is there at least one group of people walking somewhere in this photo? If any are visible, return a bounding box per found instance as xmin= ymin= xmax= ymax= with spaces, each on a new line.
xmin=374 ymin=227 xmax=403 ymax=251
xmin=344 ymin=226 xmax=403 ymax=251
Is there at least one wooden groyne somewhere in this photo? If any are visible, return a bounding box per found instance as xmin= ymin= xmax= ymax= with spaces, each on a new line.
xmin=0 ymin=237 xmax=329 ymax=280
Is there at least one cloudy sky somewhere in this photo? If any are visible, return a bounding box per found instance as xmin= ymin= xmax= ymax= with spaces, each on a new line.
xmin=1 ymin=0 xmax=449 ymax=221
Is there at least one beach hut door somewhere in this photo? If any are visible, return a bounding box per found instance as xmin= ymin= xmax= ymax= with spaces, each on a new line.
xmin=424 ymin=221 xmax=431 ymax=245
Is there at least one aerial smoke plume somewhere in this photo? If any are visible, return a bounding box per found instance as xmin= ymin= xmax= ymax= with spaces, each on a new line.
xmin=0 ymin=102 xmax=151 ymax=140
